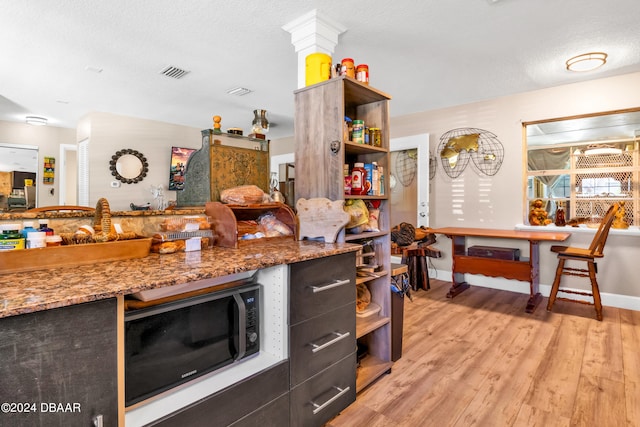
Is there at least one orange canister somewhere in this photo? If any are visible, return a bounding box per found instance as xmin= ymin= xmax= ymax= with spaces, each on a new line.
xmin=305 ymin=53 xmax=332 ymax=86
xmin=356 ymin=64 xmax=369 ymax=85
xmin=341 ymin=58 xmax=355 ymax=78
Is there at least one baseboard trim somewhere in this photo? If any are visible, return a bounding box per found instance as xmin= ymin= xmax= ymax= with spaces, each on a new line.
xmin=432 ymin=269 xmax=640 ymax=312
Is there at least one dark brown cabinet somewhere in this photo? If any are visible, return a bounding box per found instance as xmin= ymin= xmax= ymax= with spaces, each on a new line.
xmin=0 ymin=299 xmax=118 ymax=427
xmin=150 ymin=361 xmax=290 ymax=427
xmin=289 ymin=252 xmax=357 ymax=426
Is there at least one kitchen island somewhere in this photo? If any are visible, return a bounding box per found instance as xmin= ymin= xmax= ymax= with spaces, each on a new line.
xmin=0 ymin=239 xmax=360 ymax=427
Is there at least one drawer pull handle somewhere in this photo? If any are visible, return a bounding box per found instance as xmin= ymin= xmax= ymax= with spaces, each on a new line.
xmin=311 ymin=279 xmax=350 ymax=293
xmin=310 ymin=331 xmax=350 ymax=353
xmin=311 ymin=386 xmax=351 ymax=415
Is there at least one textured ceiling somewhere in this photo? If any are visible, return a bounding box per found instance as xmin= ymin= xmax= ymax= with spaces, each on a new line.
xmin=2 ymin=0 xmax=640 ymax=141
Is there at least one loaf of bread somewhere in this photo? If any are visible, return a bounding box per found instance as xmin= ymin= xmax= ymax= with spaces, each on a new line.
xmin=160 ymin=216 xmax=211 ymax=232
xmin=151 ymin=240 xmax=186 ymax=254
xmin=151 ymin=237 xmax=210 ymax=254
xmin=220 ymin=185 xmax=266 ymax=204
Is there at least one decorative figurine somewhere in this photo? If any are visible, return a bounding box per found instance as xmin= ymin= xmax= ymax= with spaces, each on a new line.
xmin=612 ymin=201 xmax=629 ymax=229
xmin=150 ymin=184 xmax=167 ymax=210
xmin=529 ymin=199 xmax=552 ymax=226
xmin=252 ymin=109 xmax=269 ymax=135
xmin=212 ymin=115 xmax=222 ymax=134
xmin=555 ymin=201 xmax=566 ymax=226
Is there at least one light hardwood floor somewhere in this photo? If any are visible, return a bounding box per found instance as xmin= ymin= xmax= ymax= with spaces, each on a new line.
xmin=327 ymin=279 xmax=640 ymax=427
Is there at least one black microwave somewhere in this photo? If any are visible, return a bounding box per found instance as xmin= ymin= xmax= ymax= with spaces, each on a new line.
xmin=124 ymin=280 xmax=260 ymax=406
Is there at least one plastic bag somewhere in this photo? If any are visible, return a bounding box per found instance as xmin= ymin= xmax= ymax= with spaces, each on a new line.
xmin=257 ymin=212 xmax=293 ymax=237
xmin=344 ymin=199 xmax=369 ymax=229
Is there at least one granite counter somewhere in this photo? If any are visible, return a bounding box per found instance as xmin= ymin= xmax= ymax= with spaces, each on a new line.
xmin=0 ymin=239 xmax=359 ymax=319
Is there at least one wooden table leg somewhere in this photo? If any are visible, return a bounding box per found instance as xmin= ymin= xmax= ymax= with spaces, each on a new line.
xmin=446 ymin=280 xmax=470 ymax=298
xmin=446 ymin=235 xmax=470 ymax=298
xmin=525 ymin=240 xmax=541 ymax=313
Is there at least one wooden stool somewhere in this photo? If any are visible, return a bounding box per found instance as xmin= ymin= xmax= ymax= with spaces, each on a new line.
xmin=401 ymin=248 xmax=430 ymax=291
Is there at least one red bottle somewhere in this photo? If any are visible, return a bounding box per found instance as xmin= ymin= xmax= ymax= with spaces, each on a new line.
xmin=351 ymin=163 xmax=367 ymax=195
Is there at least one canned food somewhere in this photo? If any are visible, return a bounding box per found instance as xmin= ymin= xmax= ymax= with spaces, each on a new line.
xmin=352 ymin=120 xmax=365 ymax=144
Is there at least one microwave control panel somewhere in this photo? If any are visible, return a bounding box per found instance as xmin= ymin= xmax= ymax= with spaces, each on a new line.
xmin=244 ymin=290 xmax=260 ymax=355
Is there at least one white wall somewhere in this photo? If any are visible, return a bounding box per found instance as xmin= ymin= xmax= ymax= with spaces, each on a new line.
xmin=3 ymin=72 xmax=639 ymax=307
xmin=0 ymin=121 xmax=76 ymax=207
xmin=79 ymin=112 xmax=202 ymax=211
xmin=390 ymin=71 xmax=640 ymax=307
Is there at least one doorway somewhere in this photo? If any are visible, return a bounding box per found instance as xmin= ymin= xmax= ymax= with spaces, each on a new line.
xmin=389 ymin=134 xmax=430 ymax=228
xmin=59 ymin=143 xmax=78 ymax=205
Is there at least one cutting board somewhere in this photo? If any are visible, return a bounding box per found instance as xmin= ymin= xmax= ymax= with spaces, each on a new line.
xmin=296 ymin=197 xmax=349 ymax=243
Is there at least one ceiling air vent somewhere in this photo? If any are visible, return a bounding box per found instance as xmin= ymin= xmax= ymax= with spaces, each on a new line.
xmin=159 ymin=65 xmax=190 ymax=79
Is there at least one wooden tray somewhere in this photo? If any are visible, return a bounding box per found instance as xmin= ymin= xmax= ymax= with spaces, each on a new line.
xmin=0 ymin=237 xmax=152 ymax=274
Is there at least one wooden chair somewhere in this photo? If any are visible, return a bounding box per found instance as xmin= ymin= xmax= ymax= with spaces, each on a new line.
xmin=546 ymin=202 xmax=620 ymax=321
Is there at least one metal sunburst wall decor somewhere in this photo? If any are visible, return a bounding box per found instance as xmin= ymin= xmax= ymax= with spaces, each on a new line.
xmin=437 ymin=127 xmax=504 ymax=178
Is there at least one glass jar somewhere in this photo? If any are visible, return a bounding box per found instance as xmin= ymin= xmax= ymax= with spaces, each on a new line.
xmin=369 ymin=128 xmax=382 ymax=147
xmin=341 ymin=58 xmax=355 ymax=78
xmin=356 ymin=64 xmax=369 ymax=85
xmin=39 ymin=219 xmax=55 ymax=236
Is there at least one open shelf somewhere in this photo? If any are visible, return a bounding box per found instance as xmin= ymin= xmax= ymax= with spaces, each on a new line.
xmin=356 ymin=270 xmax=388 ymax=285
xmin=356 ymin=314 xmax=390 ymax=338
xmin=295 ymin=75 xmax=392 ymax=399
xmin=356 ymin=355 xmax=393 ymax=393
xmin=345 ymin=230 xmax=388 ymax=241
xmin=344 ymin=141 xmax=388 ymax=155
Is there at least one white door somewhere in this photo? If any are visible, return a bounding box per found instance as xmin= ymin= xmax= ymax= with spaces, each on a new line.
xmin=58 ymin=144 xmax=78 ymax=205
xmin=390 ymin=134 xmax=430 ymax=228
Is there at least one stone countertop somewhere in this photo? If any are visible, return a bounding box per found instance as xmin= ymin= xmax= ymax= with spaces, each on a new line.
xmin=0 ymin=207 xmax=205 ymax=221
xmin=0 ymin=239 xmax=359 ymax=319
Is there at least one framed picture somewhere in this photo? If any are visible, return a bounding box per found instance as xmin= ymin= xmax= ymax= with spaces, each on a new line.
xmin=168 ymin=147 xmax=196 ymax=191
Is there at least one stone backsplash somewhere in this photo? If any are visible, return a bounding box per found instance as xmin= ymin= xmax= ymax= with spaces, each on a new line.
xmin=0 ymin=208 xmax=207 ymax=237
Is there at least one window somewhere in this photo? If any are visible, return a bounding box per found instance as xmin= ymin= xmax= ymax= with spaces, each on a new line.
xmin=524 ymin=109 xmax=640 ymax=227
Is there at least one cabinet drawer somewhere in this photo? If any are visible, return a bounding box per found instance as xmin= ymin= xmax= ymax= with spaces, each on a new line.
xmin=290 ymin=302 xmax=356 ymax=385
xmin=290 ymin=252 xmax=356 ymax=324
xmin=290 ymin=352 xmax=357 ymax=427
xmin=230 ymin=393 xmax=290 ymax=427
xmin=152 ymin=361 xmax=289 ymax=427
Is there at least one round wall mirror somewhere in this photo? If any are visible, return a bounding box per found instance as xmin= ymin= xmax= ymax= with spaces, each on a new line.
xmin=109 ymin=149 xmax=148 ymax=184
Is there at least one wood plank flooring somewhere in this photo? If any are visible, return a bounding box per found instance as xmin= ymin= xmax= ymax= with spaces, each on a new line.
xmin=327 ymin=279 xmax=640 ymax=427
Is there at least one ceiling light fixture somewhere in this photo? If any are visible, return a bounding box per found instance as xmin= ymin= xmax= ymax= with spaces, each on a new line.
xmin=25 ymin=116 xmax=48 ymax=126
xmin=566 ymin=52 xmax=607 ymax=72
xmin=226 ymin=87 xmax=253 ymax=96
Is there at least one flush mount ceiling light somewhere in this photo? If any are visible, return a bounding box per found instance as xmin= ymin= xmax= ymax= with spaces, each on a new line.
xmin=25 ymin=116 xmax=48 ymax=126
xmin=566 ymin=52 xmax=607 ymax=72
xmin=226 ymin=87 xmax=253 ymax=96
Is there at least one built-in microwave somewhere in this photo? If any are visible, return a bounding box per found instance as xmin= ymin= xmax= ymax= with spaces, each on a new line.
xmin=124 ymin=279 xmax=260 ymax=407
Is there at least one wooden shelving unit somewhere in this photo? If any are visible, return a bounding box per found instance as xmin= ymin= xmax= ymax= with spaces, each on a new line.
xmin=294 ymin=75 xmax=392 ymax=393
